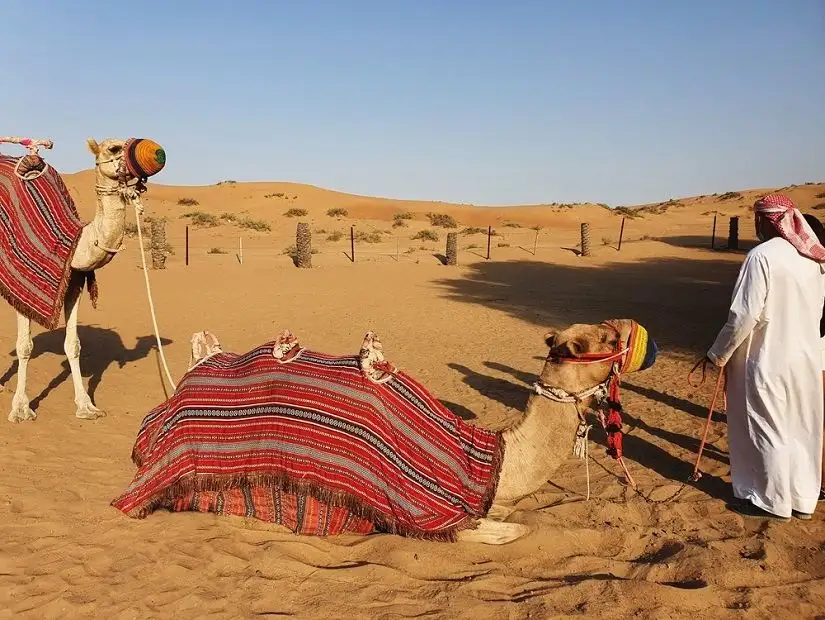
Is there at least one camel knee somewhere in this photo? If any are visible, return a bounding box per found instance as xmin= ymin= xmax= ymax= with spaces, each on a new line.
xmin=64 ymin=332 xmax=80 ymax=360
xmin=15 ymin=335 xmax=33 ymax=360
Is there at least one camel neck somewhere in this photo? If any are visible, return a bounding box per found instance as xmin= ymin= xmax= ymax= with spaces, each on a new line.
xmin=494 ymin=392 xmax=581 ymax=502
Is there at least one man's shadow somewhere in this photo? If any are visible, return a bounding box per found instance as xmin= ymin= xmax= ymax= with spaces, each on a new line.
xmin=1 ymin=325 xmax=172 ymax=410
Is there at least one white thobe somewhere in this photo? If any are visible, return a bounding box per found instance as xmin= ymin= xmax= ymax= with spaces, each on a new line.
xmin=708 ymin=236 xmax=825 ymax=517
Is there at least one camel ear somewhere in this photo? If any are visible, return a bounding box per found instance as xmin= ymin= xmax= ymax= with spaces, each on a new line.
xmin=544 ymin=332 xmax=556 ymax=347
xmin=86 ymin=138 xmax=100 ymax=156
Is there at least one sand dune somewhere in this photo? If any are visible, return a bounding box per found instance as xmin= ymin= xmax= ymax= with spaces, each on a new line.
xmin=1 ymin=174 xmax=824 ymax=619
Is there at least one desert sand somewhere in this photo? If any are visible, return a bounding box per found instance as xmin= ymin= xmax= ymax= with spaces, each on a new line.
xmin=1 ymin=172 xmax=825 ymax=619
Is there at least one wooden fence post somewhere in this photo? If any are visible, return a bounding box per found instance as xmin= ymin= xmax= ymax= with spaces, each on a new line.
xmin=150 ymin=218 xmax=167 ymax=269
xmin=296 ymin=222 xmax=312 ymax=268
xmin=617 ymin=217 xmax=626 ymax=251
xmin=350 ymin=226 xmax=355 ymax=263
xmin=711 ymin=214 xmax=717 ymax=250
xmin=580 ymin=223 xmax=591 ymax=257
xmin=728 ymin=216 xmax=739 ymax=250
xmin=185 ymin=225 xmax=189 ymax=266
xmin=486 ymin=226 xmax=492 ymax=260
xmin=445 ymin=232 xmax=457 ymax=265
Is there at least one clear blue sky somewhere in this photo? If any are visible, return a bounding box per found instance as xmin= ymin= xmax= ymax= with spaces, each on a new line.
xmin=3 ymin=1 xmax=824 ymax=206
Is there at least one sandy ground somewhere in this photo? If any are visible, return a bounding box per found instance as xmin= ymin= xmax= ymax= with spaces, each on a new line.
xmin=1 ymin=175 xmax=824 ymax=619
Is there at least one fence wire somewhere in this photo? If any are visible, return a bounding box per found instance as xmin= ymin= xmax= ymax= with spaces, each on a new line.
xmin=131 ymin=216 xmax=726 ymax=266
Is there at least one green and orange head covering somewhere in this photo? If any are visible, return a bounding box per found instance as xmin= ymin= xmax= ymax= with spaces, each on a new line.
xmin=123 ymin=138 xmax=166 ymax=180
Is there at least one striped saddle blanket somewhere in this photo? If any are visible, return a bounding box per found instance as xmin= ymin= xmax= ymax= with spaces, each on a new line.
xmin=0 ymin=155 xmax=84 ymax=328
xmin=111 ymin=341 xmax=505 ymax=541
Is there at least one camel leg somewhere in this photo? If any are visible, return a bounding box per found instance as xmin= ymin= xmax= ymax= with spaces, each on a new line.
xmin=8 ymin=312 xmax=36 ymax=422
xmin=64 ymin=275 xmax=105 ymax=420
xmin=455 ymin=518 xmax=529 ymax=545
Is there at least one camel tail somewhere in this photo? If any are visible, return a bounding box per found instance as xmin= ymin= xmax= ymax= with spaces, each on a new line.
xmin=85 ymin=271 xmax=98 ymax=309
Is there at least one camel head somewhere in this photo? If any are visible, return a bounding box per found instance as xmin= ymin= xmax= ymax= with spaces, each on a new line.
xmin=537 ymin=319 xmax=657 ymax=402
xmin=86 ymin=137 xmax=166 ymax=187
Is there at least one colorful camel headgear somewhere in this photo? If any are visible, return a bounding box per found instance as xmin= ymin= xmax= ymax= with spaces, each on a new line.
xmin=546 ymin=319 xmax=657 ymax=464
xmin=617 ymin=320 xmax=658 ymax=373
xmin=123 ymin=138 xmax=166 ymax=180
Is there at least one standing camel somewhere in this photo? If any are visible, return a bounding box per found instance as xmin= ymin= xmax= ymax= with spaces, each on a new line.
xmin=113 ymin=319 xmax=657 ymax=545
xmin=0 ymin=136 xmax=165 ymax=422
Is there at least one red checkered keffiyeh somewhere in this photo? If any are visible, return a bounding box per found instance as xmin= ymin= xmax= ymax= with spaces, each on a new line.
xmin=754 ymin=193 xmax=825 ymax=262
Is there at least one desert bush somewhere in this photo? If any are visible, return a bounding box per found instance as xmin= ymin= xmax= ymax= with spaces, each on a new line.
xmin=460 ymin=227 xmax=486 ymax=235
xmin=219 ymin=212 xmax=237 ymax=223
xmin=427 ymin=213 xmax=458 ymax=228
xmin=265 ymin=192 xmax=286 ymax=199
xmin=183 ymin=211 xmax=220 ymax=227
xmin=816 ymin=192 xmax=825 ymax=199
xmin=327 ymin=231 xmax=344 ymax=242
xmin=208 ymin=247 xmax=227 ymax=254
xmin=718 ymin=191 xmax=742 ymax=200
xmin=412 ymin=229 xmax=439 ymax=242
xmin=355 ymin=230 xmax=383 ymax=243
xmin=503 ymin=221 xmax=522 ymax=228
xmin=392 ymin=220 xmax=408 ymax=228
xmin=393 ymin=212 xmax=413 ymax=221
xmin=284 ymin=208 xmax=308 ymax=217
xmin=326 ymin=208 xmax=348 ymax=217
xmin=238 ymin=217 xmax=271 ymax=232
xmin=178 ymin=197 xmax=199 ymax=206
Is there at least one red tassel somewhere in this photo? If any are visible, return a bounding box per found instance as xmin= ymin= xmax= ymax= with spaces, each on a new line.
xmin=605 ymin=375 xmax=623 ymax=459
xmin=86 ymin=272 xmax=98 ymax=309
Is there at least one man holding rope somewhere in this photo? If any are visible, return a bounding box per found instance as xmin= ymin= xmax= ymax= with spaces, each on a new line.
xmin=705 ymin=194 xmax=825 ymax=521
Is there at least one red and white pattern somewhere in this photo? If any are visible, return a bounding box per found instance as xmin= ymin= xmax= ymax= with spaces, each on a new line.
xmin=111 ymin=339 xmax=504 ymax=541
xmin=754 ymin=193 xmax=825 ymax=262
xmin=0 ymin=155 xmax=84 ymax=328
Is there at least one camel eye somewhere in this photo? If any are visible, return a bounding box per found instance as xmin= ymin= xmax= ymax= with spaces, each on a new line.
xmin=109 ymin=145 xmax=122 ymax=154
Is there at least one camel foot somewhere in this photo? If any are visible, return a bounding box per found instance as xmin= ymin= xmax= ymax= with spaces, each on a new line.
xmin=75 ymin=402 xmax=106 ymax=420
xmin=486 ymin=503 xmax=517 ymax=521
xmin=8 ymin=401 xmax=36 ymax=423
xmin=456 ymin=518 xmax=529 ymax=545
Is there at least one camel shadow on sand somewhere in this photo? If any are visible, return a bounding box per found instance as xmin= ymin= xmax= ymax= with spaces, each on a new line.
xmin=1 ymin=325 xmax=172 ymax=411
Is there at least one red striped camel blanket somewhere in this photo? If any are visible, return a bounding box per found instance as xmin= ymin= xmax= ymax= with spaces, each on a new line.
xmin=0 ymin=155 xmax=86 ymax=329
xmin=111 ymin=335 xmax=505 ymax=541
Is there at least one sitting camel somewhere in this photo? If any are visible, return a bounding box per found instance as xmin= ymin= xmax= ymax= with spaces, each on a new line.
xmin=0 ymin=136 xmax=165 ymax=422
xmin=111 ymin=319 xmax=657 ymax=545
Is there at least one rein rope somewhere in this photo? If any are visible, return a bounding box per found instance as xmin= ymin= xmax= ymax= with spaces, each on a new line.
xmin=132 ymin=190 xmax=178 ymax=393
xmin=94 ymin=154 xmax=178 ymax=393
xmin=686 ymin=357 xmax=727 ymax=482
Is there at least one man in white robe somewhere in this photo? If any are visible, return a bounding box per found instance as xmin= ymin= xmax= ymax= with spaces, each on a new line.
xmin=707 ymin=193 xmax=825 ymax=520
